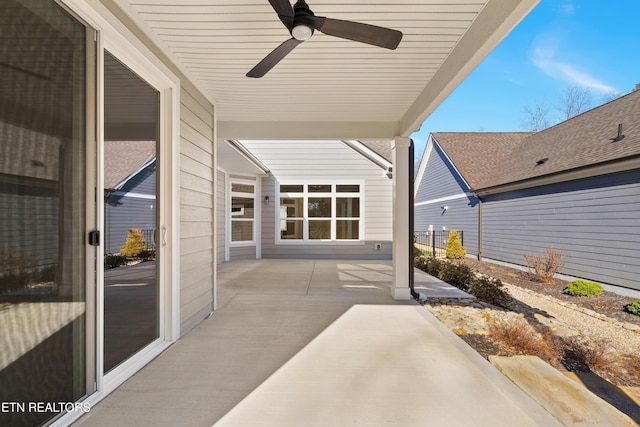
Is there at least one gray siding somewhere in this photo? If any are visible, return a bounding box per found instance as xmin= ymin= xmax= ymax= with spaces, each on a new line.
xmin=414 ymin=142 xmax=479 ymax=256
xmin=229 ymin=246 xmax=256 ymax=260
xmin=415 ymin=143 xmax=470 ymax=203
xmin=482 ymin=169 xmax=640 ymax=291
xmin=242 ymin=140 xmax=393 ymax=259
xmin=179 ymin=86 xmax=214 ymax=334
xmin=105 ymin=170 xmax=156 ymax=254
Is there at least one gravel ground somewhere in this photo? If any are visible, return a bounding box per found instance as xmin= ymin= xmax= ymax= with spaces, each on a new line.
xmin=424 ymin=258 xmax=640 ymax=387
xmin=460 ymin=258 xmax=640 ymax=326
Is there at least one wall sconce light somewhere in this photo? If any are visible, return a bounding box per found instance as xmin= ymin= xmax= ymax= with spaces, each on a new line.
xmin=441 ymin=206 xmax=448 ymax=212
xmin=264 ymin=195 xmax=270 ymax=205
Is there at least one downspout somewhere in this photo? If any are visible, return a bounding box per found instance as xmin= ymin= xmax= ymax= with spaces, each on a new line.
xmin=409 ymin=140 xmax=424 ymax=302
xmin=473 ymin=192 xmax=483 ymax=261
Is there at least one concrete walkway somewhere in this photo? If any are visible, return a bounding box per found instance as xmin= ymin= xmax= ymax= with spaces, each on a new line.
xmin=74 ymin=259 xmax=560 ymax=426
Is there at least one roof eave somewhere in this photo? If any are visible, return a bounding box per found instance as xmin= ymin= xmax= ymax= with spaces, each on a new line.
xmin=475 ymin=155 xmax=640 ymax=196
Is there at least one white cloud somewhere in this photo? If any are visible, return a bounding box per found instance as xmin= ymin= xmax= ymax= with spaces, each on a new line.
xmin=558 ymin=1 xmax=577 ymax=16
xmin=532 ymin=45 xmax=618 ymax=94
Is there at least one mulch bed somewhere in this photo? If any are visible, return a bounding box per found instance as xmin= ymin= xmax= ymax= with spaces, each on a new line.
xmin=457 ymin=258 xmax=640 ymax=326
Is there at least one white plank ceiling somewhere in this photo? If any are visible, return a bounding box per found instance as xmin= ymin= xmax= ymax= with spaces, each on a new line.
xmin=110 ymin=0 xmax=540 ymax=139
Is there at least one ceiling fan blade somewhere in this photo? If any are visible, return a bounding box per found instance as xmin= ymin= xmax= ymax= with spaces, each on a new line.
xmin=246 ymin=38 xmax=303 ymax=78
xmin=310 ymin=16 xmax=402 ymax=50
xmin=268 ymin=0 xmax=295 ymax=29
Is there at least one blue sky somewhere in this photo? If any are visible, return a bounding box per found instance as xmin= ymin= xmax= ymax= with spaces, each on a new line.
xmin=410 ymin=0 xmax=640 ymax=158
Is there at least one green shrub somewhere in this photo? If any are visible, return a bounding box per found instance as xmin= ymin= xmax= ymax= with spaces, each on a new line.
xmin=625 ymin=299 xmax=640 ymax=316
xmin=469 ymin=276 xmax=510 ymax=308
xmin=438 ymin=262 xmax=473 ymax=291
xmin=445 ymin=230 xmax=466 ymax=259
xmin=120 ymin=228 xmax=147 ymax=258
xmin=563 ymin=280 xmax=603 ymax=297
xmin=414 ymin=256 xmax=510 ymax=307
xmin=138 ymin=249 xmax=156 ymax=261
xmin=416 ymin=256 xmax=445 ymax=277
xmin=105 ymin=254 xmax=127 ymax=269
xmin=414 ymin=256 xmax=472 ymax=291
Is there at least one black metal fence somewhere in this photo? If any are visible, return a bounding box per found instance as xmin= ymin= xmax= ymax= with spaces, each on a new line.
xmin=141 ymin=229 xmax=157 ymax=250
xmin=414 ymin=230 xmax=463 ymax=258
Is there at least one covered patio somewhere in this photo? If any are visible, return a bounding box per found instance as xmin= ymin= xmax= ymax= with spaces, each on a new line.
xmin=74 ymin=260 xmax=559 ymax=426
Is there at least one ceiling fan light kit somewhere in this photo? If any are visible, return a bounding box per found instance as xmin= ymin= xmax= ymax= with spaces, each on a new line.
xmin=246 ymin=0 xmax=403 ymax=78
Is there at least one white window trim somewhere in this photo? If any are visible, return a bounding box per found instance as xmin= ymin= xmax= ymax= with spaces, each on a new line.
xmin=228 ymin=178 xmax=257 ymax=247
xmin=276 ymin=182 xmax=365 ymax=245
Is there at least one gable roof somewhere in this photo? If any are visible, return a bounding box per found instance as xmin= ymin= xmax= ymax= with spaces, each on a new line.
xmin=429 ymin=89 xmax=640 ymax=193
xmin=104 ymin=140 xmax=156 ymax=189
xmin=432 ymin=132 xmax=533 ymax=189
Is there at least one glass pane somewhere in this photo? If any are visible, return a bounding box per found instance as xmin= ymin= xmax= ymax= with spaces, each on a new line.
xmin=103 ymin=52 xmax=159 ymax=374
xmin=280 ymin=197 xmax=303 ymax=218
xmin=337 ymin=220 xmax=360 ymax=240
xmin=309 ymin=184 xmax=331 ymax=193
xmin=336 ymin=198 xmax=360 ymax=218
xmin=281 ymin=220 xmax=303 ymax=239
xmin=309 ymin=220 xmax=331 ymax=240
xmin=280 ymin=184 xmax=303 ymax=193
xmin=231 ymin=221 xmax=253 ymax=242
xmin=231 ymin=197 xmax=254 ymax=219
xmin=308 ymin=198 xmax=331 ymax=217
xmin=0 ymin=1 xmax=88 ymax=424
xmin=337 ymin=184 xmax=360 ymax=193
xmin=231 ymin=183 xmax=254 ymax=193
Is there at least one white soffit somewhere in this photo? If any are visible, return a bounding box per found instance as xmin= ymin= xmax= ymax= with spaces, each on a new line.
xmin=109 ymin=0 xmax=540 ymax=139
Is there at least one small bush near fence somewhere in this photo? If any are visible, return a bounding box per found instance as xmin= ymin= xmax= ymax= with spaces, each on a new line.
xmin=626 ymin=300 xmax=640 ymax=316
xmin=120 ymin=228 xmax=147 ymax=258
xmin=105 ymin=254 xmax=128 ymax=269
xmin=523 ymin=246 xmax=566 ymax=284
xmin=563 ymin=280 xmax=603 ymax=297
xmin=414 ymin=256 xmax=510 ymax=308
xmin=468 ymin=276 xmax=510 ymax=308
xmin=445 ymin=230 xmax=466 ymax=259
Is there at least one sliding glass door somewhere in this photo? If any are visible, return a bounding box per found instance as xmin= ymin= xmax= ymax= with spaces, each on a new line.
xmin=103 ymin=52 xmax=160 ymax=374
xmin=0 ymin=1 xmax=90 ymax=425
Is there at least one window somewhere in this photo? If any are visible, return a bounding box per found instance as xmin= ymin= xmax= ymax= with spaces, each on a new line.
xmin=278 ymin=184 xmax=361 ymax=242
xmin=230 ymin=181 xmax=255 ymax=243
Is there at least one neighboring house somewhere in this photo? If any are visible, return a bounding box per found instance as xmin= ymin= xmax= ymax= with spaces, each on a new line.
xmin=414 ymin=90 xmax=640 ymax=291
xmin=104 ymin=140 xmax=157 ymax=255
xmin=217 ymin=139 xmax=394 ymax=263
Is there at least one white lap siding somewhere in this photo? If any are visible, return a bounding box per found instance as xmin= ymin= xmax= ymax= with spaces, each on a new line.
xmin=241 ymin=140 xmax=393 ymax=259
xmin=179 ymin=87 xmax=215 ymax=334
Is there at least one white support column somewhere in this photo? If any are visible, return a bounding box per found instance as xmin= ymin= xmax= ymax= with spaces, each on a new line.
xmin=391 ymin=136 xmax=412 ymax=300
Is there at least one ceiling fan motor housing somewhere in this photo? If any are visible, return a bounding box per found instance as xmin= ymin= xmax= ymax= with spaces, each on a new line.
xmin=291 ymin=0 xmax=315 ymax=40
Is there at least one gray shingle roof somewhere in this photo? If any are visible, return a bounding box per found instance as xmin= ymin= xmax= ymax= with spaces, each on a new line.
xmin=432 ymin=132 xmax=533 ymax=189
xmin=358 ymin=139 xmax=393 ymax=163
xmin=104 ymin=140 xmax=156 ymax=189
xmin=432 ymin=89 xmax=640 ymax=191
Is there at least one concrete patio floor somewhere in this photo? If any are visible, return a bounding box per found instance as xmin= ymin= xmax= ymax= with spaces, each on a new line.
xmin=74 ymin=259 xmax=560 ymax=427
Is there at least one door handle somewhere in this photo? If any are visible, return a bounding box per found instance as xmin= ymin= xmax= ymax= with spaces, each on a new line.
xmin=162 ymin=225 xmax=167 ymax=247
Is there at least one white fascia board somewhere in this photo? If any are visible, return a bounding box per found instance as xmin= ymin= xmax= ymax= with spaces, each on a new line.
xmin=342 ymin=140 xmax=392 ymax=170
xmin=225 ymin=140 xmax=270 ymax=175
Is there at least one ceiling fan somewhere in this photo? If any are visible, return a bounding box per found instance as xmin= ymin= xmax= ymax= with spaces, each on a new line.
xmin=246 ymin=0 xmax=403 ymax=78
